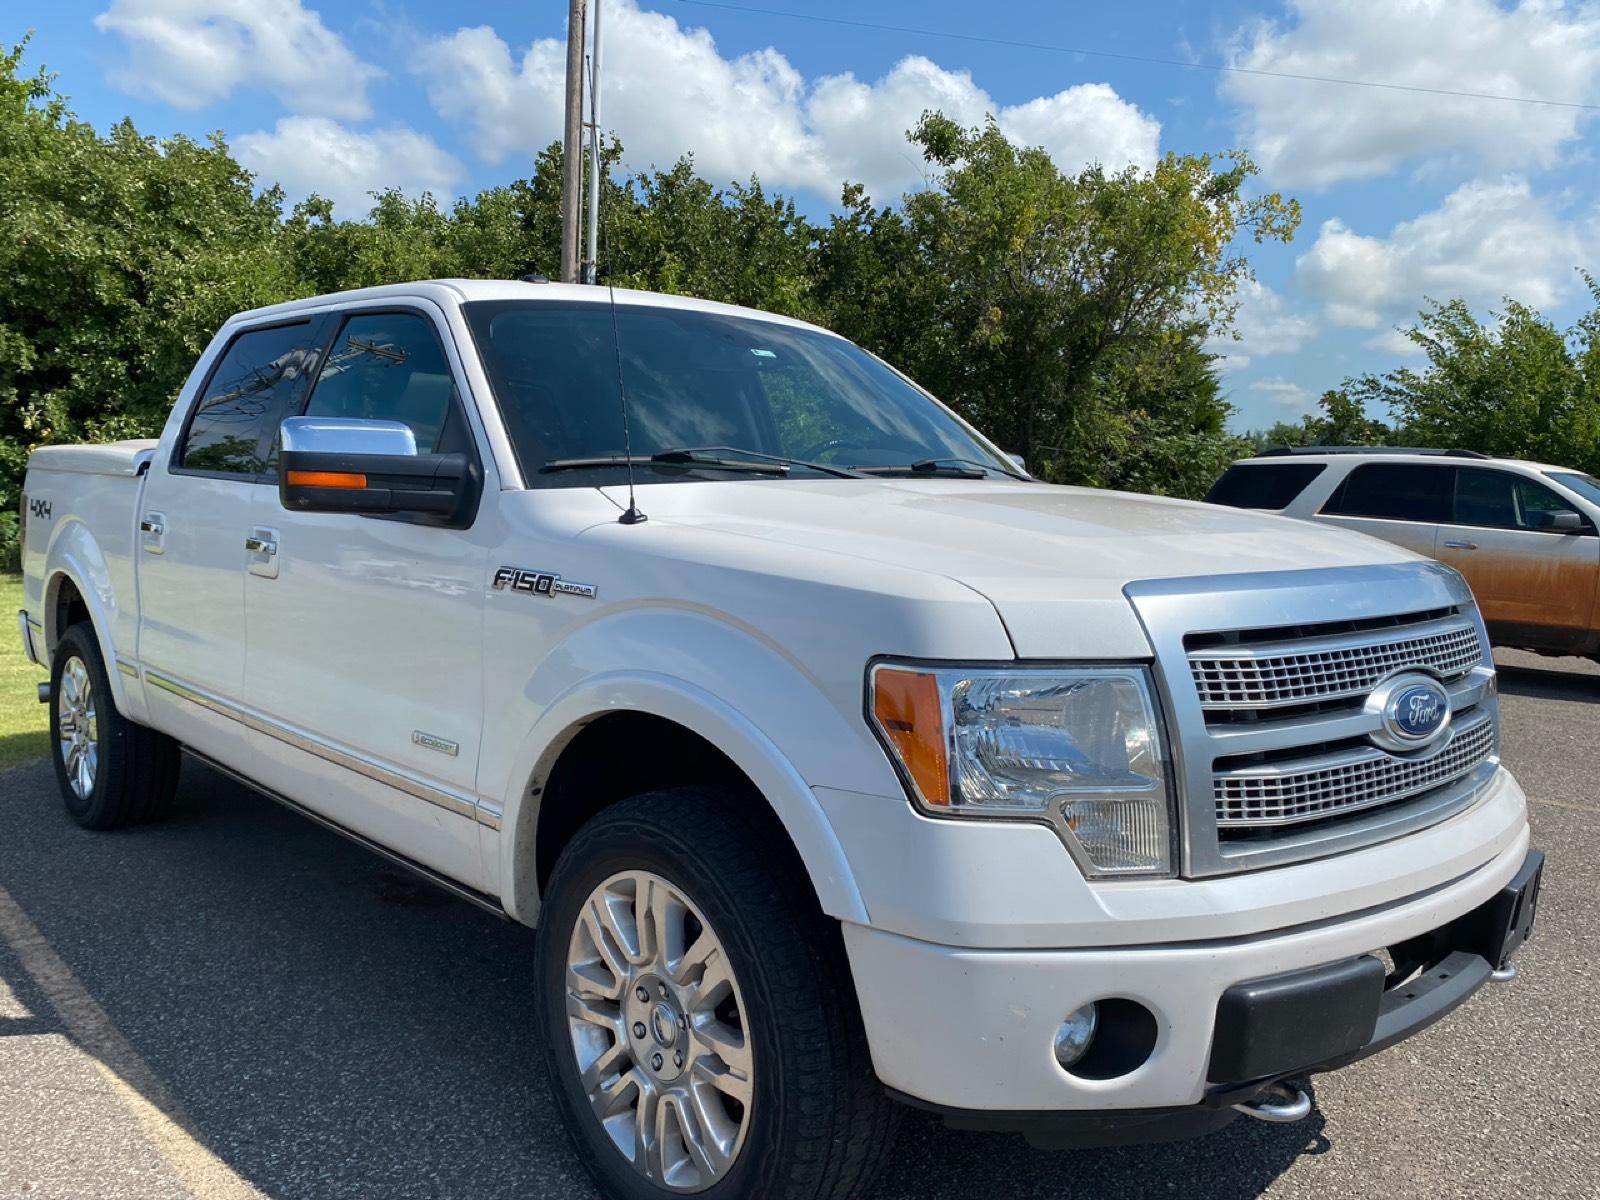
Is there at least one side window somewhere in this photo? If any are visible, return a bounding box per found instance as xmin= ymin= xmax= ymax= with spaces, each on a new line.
xmin=1453 ymin=468 xmax=1589 ymax=531
xmin=1204 ymin=463 xmax=1327 ymax=510
xmin=1321 ymin=463 xmax=1453 ymax=522
xmin=179 ymin=322 xmax=325 ymax=477
xmin=302 ymin=313 xmax=457 ymax=453
xmin=1451 ymin=468 xmax=1519 ymax=528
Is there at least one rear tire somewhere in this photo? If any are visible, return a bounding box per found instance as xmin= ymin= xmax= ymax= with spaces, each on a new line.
xmin=534 ymin=787 xmax=898 ymax=1200
xmin=50 ymin=623 xmax=181 ymax=830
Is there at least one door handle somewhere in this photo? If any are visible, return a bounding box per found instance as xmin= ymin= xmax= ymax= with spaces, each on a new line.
xmin=244 ymin=536 xmax=278 ymax=556
xmin=140 ymin=518 xmax=164 ymax=536
xmin=1442 ymin=540 xmax=1479 ymax=550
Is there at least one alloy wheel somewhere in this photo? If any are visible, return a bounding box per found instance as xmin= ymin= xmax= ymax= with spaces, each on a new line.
xmin=57 ymin=656 xmax=99 ymax=801
xmin=564 ymin=869 xmax=753 ymax=1192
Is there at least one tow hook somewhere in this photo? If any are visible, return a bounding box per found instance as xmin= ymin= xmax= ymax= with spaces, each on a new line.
xmin=1232 ymin=1080 xmax=1313 ymax=1123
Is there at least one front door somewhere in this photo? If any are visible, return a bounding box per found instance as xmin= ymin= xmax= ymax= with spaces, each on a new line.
xmin=137 ymin=317 xmax=330 ymax=769
xmin=242 ymin=306 xmax=491 ymax=888
xmin=1434 ymin=467 xmax=1600 ymax=652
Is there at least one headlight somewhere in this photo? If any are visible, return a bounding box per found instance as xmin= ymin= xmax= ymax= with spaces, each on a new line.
xmin=869 ymin=664 xmax=1175 ymax=878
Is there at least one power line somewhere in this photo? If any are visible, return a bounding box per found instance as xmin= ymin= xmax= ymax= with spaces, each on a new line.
xmin=667 ymin=0 xmax=1600 ymax=113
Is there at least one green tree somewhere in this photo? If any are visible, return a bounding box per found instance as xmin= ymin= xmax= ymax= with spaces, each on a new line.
xmin=854 ymin=114 xmax=1300 ymax=490
xmin=0 ymin=43 xmax=296 ymax=564
xmin=1254 ymin=388 xmax=1392 ymax=450
xmin=1354 ymin=295 xmax=1600 ymax=471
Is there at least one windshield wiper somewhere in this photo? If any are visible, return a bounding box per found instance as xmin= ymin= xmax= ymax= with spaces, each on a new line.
xmin=852 ymin=456 xmax=1030 ymax=480
xmin=658 ymin=446 xmax=871 ymax=479
xmin=544 ymin=446 xmax=869 ymax=480
xmin=542 ymin=450 xmax=790 ymax=476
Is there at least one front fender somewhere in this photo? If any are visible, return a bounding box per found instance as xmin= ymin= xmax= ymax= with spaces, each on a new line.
xmin=490 ymin=606 xmax=906 ymax=928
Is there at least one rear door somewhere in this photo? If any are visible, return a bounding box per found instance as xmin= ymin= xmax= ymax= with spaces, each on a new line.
xmin=242 ymin=304 xmax=492 ymax=888
xmin=1434 ymin=467 xmax=1599 ymax=652
xmin=1315 ymin=462 xmax=1451 ymax=557
xmin=137 ymin=317 xmax=330 ymax=768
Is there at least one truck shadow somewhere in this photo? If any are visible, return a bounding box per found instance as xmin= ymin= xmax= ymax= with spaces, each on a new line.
xmin=0 ymin=759 xmax=1324 ymax=1200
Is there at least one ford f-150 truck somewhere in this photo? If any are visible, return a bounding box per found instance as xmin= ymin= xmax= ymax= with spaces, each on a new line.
xmin=18 ymin=280 xmax=1542 ymax=1200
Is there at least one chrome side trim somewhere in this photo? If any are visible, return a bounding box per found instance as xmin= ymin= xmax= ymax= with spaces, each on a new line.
xmin=145 ymin=669 xmax=501 ymax=829
xmin=115 ymin=659 xmax=140 ymax=680
xmin=180 ymin=747 xmax=507 ymax=919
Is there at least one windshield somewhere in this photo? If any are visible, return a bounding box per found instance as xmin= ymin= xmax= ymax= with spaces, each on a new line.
xmin=461 ymin=299 xmax=1015 ymax=486
xmin=1549 ymin=471 xmax=1600 ymax=508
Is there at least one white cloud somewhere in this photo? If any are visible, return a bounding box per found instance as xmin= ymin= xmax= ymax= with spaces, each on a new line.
xmin=235 ymin=117 xmax=463 ymax=218
xmin=1222 ymin=0 xmax=1600 ymax=188
xmin=1296 ymin=177 xmax=1594 ymax=329
xmin=1249 ymin=376 xmax=1315 ymax=413
xmin=94 ymin=0 xmax=381 ymax=120
xmin=1208 ymin=278 xmax=1318 ymax=371
xmin=409 ymin=1 xmax=1159 ymax=202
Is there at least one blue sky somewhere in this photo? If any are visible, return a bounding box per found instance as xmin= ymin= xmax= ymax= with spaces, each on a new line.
xmin=20 ymin=1 xmax=1600 ymax=429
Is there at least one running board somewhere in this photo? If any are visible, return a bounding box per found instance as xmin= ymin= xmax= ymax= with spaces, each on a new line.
xmin=180 ymin=747 xmax=510 ymax=920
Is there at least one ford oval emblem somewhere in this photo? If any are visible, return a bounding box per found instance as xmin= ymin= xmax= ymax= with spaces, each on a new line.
xmin=1365 ymin=673 xmax=1453 ymax=752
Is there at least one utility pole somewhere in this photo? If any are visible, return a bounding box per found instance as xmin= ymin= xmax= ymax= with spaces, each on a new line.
xmin=582 ymin=0 xmax=603 ymax=285
xmin=561 ymin=0 xmax=587 ymax=283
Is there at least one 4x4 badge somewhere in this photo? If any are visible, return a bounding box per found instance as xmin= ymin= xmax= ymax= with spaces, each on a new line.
xmin=492 ymin=566 xmax=597 ymax=599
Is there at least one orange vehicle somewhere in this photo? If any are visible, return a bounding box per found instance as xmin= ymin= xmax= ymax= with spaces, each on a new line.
xmin=1206 ymin=448 xmax=1600 ymax=658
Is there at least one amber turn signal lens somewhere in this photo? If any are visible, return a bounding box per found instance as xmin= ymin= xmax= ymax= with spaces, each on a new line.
xmin=871 ymin=668 xmax=950 ymax=807
xmin=287 ymin=470 xmax=368 ymax=489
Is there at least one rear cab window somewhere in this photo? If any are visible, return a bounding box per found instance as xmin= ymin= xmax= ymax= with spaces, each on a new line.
xmin=1204 ymin=463 xmax=1326 ymax=510
xmin=1320 ymin=463 xmax=1453 ymax=522
xmin=176 ymin=320 xmax=328 ymax=480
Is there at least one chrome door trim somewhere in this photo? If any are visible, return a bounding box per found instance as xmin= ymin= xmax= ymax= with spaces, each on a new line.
xmin=144 ymin=668 xmax=501 ymax=830
xmin=115 ymin=659 xmax=140 ymax=680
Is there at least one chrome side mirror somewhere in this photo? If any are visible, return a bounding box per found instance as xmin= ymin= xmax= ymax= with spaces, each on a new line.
xmin=280 ymin=416 xmax=418 ymax=457
xmin=278 ymin=416 xmax=476 ymax=526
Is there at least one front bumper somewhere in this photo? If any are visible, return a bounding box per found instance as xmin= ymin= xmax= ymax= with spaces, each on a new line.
xmin=846 ymin=838 xmax=1541 ymax=1144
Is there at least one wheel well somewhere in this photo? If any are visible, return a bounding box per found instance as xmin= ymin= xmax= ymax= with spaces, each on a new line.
xmin=529 ymin=712 xmax=798 ymax=903
xmin=50 ymin=575 xmax=90 ymax=654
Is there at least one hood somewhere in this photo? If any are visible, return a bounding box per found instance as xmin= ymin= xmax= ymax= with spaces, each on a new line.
xmin=601 ymin=478 xmax=1422 ymax=657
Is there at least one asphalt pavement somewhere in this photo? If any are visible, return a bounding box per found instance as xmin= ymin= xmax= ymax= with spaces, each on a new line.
xmin=0 ymin=647 xmax=1596 ymax=1199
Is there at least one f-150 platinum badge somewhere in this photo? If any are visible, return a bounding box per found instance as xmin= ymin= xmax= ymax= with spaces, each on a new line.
xmin=492 ymin=566 xmax=598 ymax=599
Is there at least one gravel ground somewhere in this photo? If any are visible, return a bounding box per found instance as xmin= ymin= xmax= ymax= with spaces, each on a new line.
xmin=0 ymin=646 xmax=1592 ymax=1199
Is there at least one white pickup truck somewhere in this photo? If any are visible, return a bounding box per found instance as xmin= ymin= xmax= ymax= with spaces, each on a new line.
xmin=18 ymin=280 xmax=1542 ymax=1200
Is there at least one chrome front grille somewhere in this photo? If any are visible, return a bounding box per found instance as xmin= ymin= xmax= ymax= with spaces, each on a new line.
xmin=1189 ymin=618 xmax=1483 ymax=710
xmin=1215 ymin=714 xmax=1496 ymax=829
xmin=1125 ymin=566 xmax=1501 ymax=877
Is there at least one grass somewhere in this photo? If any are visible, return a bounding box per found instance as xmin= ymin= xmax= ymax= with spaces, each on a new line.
xmin=0 ymin=573 xmax=49 ymax=769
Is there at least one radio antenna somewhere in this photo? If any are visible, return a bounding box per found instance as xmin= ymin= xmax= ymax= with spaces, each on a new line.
xmin=607 ymin=286 xmax=646 ymax=525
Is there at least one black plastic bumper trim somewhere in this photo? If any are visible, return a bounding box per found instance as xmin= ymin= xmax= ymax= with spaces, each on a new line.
xmin=894 ymin=847 xmax=1544 ymax=1151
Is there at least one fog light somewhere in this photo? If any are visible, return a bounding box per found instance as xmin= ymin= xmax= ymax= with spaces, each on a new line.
xmin=1053 ymin=1003 xmax=1099 ymax=1068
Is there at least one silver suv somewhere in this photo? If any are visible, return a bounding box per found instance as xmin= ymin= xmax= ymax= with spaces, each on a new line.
xmin=1206 ymin=447 xmax=1600 ymax=658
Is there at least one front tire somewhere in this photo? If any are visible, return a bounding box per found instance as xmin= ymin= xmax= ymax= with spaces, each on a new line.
xmin=50 ymin=623 xmax=181 ymax=830
xmin=534 ymin=788 xmax=897 ymax=1200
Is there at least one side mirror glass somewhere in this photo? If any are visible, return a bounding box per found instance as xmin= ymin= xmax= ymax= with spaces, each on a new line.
xmin=279 ymin=416 xmax=475 ymax=525
xmin=1533 ymin=509 xmax=1584 ymax=533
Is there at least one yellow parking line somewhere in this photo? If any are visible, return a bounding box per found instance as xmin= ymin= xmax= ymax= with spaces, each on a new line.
xmin=0 ymin=883 xmax=264 ymax=1200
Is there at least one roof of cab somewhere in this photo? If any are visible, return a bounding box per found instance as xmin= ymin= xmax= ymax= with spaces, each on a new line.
xmin=228 ymin=278 xmax=837 ymax=336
